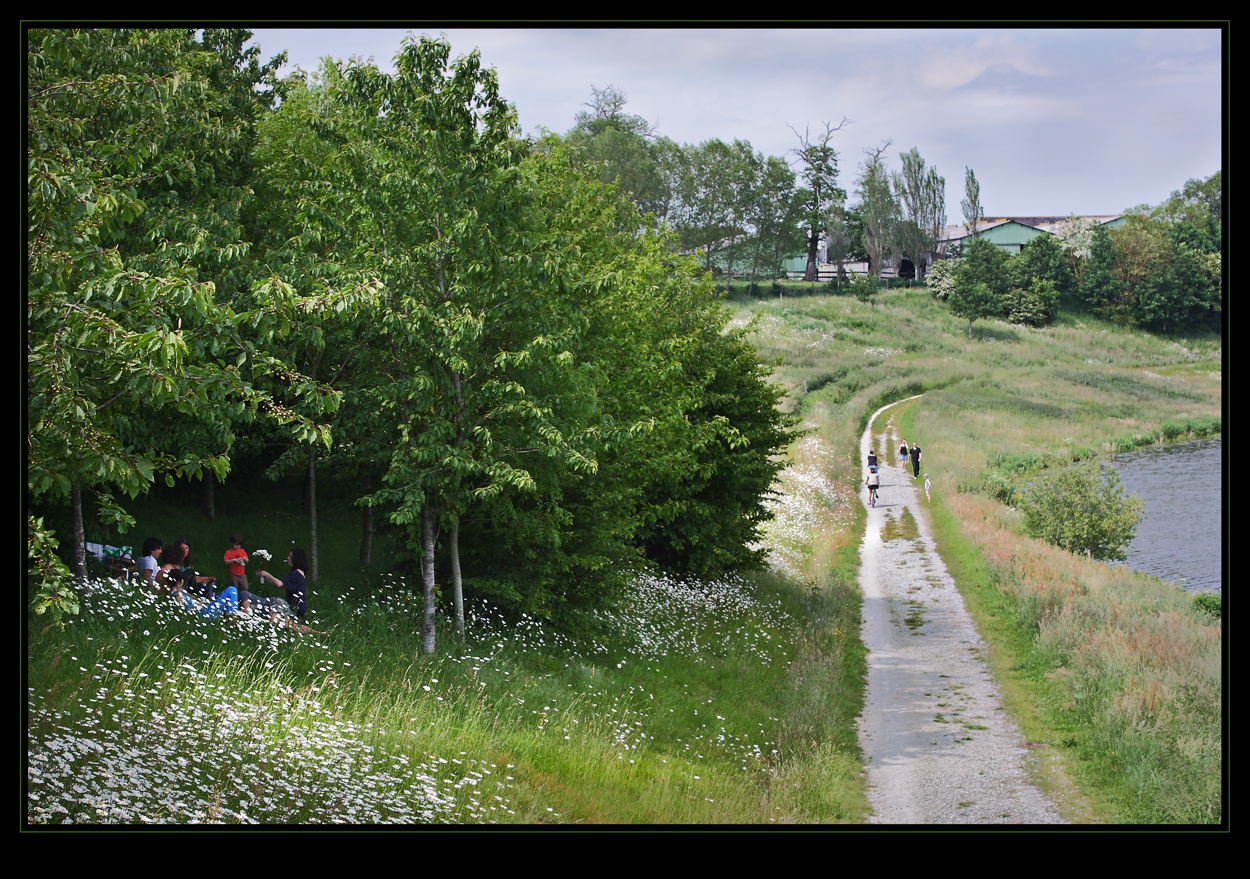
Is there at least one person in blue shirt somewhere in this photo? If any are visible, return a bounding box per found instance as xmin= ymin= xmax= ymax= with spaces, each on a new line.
xmin=242 ymin=548 xmax=323 ymax=634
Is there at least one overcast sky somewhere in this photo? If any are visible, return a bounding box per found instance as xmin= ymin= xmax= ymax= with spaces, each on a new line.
xmin=246 ymin=26 xmax=1225 ymax=220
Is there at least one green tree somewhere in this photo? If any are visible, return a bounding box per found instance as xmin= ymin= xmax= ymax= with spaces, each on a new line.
xmin=277 ymin=38 xmax=618 ymax=653
xmin=948 ymin=237 xmax=1009 ymax=336
xmin=1135 ymin=245 xmax=1219 ymax=334
xmin=1077 ymin=224 xmax=1125 ymax=316
xmin=744 ymin=156 xmax=803 ymax=287
xmin=1017 ymin=460 xmax=1144 ymax=561
xmin=892 ymin=147 xmax=945 ymax=280
xmin=26 ymin=28 xmax=348 ymax=589
xmin=856 ymin=142 xmax=900 ymax=282
xmin=961 ymin=166 xmax=982 ymax=241
xmin=565 ymin=84 xmax=670 ymax=220
xmin=1155 ymin=171 xmax=1221 ymax=241
xmin=1016 ymin=231 xmax=1075 ymax=295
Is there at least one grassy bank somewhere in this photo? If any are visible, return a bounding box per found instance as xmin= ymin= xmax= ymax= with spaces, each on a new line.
xmin=731 ymin=288 xmax=1223 ymax=824
xmin=27 ymin=429 xmax=869 ymax=824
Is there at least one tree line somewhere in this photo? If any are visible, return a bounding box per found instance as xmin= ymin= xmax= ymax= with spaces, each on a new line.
xmin=928 ymin=172 xmax=1222 ymax=337
xmin=26 ymin=29 xmax=797 ymax=651
xmin=560 ymin=86 xmax=960 ymax=287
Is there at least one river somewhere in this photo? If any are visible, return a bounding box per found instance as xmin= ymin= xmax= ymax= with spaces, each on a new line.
xmin=1110 ymin=436 xmax=1223 ymax=594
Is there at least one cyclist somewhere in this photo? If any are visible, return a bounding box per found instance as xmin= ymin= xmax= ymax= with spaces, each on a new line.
xmin=866 ymin=464 xmax=881 ymax=507
xmin=867 ymin=449 xmax=878 ymax=469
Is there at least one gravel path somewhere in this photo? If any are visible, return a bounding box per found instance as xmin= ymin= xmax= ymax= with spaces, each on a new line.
xmin=855 ymin=398 xmax=1067 ymax=824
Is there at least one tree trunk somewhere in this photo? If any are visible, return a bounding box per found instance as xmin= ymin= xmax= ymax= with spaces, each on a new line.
xmin=70 ymin=484 xmax=87 ymax=586
xmin=803 ymin=228 xmax=819 ymax=282
xmin=420 ymin=506 xmax=438 ymax=655
xmin=360 ymin=502 xmax=372 ymax=568
xmin=202 ymin=471 xmax=215 ymax=520
xmin=308 ymin=448 xmax=318 ymax=584
xmin=450 ymin=516 xmax=463 ymax=639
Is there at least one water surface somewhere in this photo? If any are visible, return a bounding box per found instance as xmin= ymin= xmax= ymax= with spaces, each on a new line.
xmin=1110 ymin=437 xmax=1223 ymax=593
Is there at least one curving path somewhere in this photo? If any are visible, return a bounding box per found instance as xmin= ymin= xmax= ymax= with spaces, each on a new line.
xmin=855 ymin=397 xmax=1066 ymax=824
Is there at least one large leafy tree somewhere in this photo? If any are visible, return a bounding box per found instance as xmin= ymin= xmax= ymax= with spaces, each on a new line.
xmin=949 ymin=237 xmax=1010 ymax=337
xmin=856 ymin=142 xmax=900 ymax=282
xmin=26 ymin=28 xmax=347 ymax=587
xmin=892 ymin=147 xmax=945 ymax=280
xmin=565 ymin=84 xmax=670 ymax=221
xmin=270 ymin=38 xmax=609 ymax=654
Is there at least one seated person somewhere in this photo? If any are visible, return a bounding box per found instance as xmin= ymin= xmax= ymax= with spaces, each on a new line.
xmin=173 ymin=538 xmax=215 ymax=599
xmin=153 ymin=542 xmax=188 ymax=596
xmin=139 ymin=538 xmax=163 ymax=586
xmin=240 ymin=548 xmax=323 ymax=634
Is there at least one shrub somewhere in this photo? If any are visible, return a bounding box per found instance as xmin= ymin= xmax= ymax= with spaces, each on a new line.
xmin=1002 ymin=279 xmax=1059 ymax=327
xmin=927 ymin=258 xmax=959 ymax=302
xmin=1017 ymin=460 xmax=1144 ymax=560
xmin=1191 ymin=591 xmax=1221 ymax=620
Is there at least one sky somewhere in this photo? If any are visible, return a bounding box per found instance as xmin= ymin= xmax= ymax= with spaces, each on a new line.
xmin=245 ymin=26 xmax=1225 ymax=221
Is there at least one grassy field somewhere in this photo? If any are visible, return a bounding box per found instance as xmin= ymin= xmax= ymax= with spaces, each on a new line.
xmin=26 ymin=284 xmax=1222 ymax=824
xmin=728 ymin=285 xmax=1223 ymax=824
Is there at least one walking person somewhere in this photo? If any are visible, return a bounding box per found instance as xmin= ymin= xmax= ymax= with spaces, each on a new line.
xmin=910 ymin=441 xmax=922 ymax=479
xmin=898 ymin=440 xmax=909 ymax=470
xmin=924 ymin=473 xmax=931 ymax=504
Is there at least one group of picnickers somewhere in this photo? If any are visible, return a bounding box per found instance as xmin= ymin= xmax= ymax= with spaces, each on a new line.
xmin=135 ymin=533 xmax=322 ymax=635
xmin=866 ymin=440 xmax=930 ymax=506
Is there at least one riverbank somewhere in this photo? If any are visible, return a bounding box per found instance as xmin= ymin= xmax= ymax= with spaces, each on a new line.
xmin=734 ymin=290 xmax=1223 ymax=824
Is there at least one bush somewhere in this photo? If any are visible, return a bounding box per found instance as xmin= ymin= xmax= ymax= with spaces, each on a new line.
xmin=926 ymin=257 xmax=959 ymax=302
xmin=1191 ymin=591 xmax=1221 ymax=620
xmin=1002 ymin=279 xmax=1059 ymax=327
xmin=1017 ymin=460 xmax=1145 ymax=560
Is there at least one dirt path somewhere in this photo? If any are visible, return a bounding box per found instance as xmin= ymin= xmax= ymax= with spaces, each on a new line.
xmin=855 ymin=398 xmax=1066 ymax=824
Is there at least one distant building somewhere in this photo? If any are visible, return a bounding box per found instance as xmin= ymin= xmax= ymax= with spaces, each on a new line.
xmin=942 ymin=215 xmax=1126 ymax=256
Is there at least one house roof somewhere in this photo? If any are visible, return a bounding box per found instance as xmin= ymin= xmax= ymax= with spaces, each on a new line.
xmin=942 ymin=215 xmax=1124 ymax=241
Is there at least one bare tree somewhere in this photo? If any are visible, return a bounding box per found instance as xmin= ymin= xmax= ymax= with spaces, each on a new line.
xmin=789 ymin=119 xmax=849 ymax=282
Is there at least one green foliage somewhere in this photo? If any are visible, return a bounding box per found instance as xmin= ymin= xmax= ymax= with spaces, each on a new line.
xmin=947 ymin=280 xmax=999 ymax=337
xmin=27 ymin=516 xmax=78 ymax=627
xmin=1154 ymin=171 xmax=1221 ymax=241
xmin=791 ymin=122 xmax=846 ymax=281
xmin=856 ymin=146 xmax=900 ymax=283
xmin=1002 ymin=278 xmax=1059 ymax=327
xmin=565 ymin=85 xmax=669 ymax=219
xmin=1017 ymin=232 xmax=1075 ymax=294
xmin=926 ymin=257 xmax=959 ymax=302
xmin=1017 ymin=460 xmax=1145 ymax=561
xmin=1191 ymin=591 xmax=1221 ymax=621
xmin=891 ymin=147 xmax=945 ymax=280
xmin=1078 ymin=224 xmax=1126 ymax=316
xmin=850 ymin=275 xmax=878 ymax=305
xmin=249 ymin=43 xmax=798 ymax=641
xmin=26 ymin=28 xmax=345 ymax=538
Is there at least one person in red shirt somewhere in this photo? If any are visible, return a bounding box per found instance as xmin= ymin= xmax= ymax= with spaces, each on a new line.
xmin=224 ymin=532 xmax=249 ymax=591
